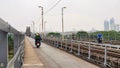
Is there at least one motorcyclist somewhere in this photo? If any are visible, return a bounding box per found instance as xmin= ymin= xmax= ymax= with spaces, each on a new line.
xmin=35 ymin=33 xmax=42 ymax=45
xmin=97 ymin=33 xmax=102 ymax=43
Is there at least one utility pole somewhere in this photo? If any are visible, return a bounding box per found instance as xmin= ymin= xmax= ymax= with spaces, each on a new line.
xmin=32 ymin=21 xmax=35 ymax=34
xmin=38 ymin=6 xmax=44 ymax=38
xmin=44 ymin=21 xmax=47 ymax=35
xmin=39 ymin=24 xmax=42 ymax=34
xmin=62 ymin=7 xmax=66 ymax=40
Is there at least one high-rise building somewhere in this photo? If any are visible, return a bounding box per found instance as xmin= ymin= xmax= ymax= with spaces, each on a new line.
xmin=115 ymin=24 xmax=120 ymax=31
xmin=110 ymin=18 xmax=115 ymax=30
xmin=104 ymin=20 xmax=109 ymax=31
xmin=104 ymin=17 xmax=119 ymax=31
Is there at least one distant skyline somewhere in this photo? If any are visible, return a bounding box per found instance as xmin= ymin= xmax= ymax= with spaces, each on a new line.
xmin=104 ymin=17 xmax=120 ymax=31
xmin=110 ymin=18 xmax=115 ymax=30
xmin=104 ymin=20 xmax=109 ymax=31
xmin=0 ymin=0 xmax=120 ymax=32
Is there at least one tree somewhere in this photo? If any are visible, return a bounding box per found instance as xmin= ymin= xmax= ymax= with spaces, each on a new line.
xmin=8 ymin=33 xmax=14 ymax=51
xmin=46 ymin=32 xmax=61 ymax=38
xmin=8 ymin=33 xmax=14 ymax=59
xmin=76 ymin=31 xmax=88 ymax=40
xmin=91 ymin=30 xmax=120 ymax=41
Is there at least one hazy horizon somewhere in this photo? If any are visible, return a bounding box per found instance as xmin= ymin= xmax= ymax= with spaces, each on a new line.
xmin=0 ymin=0 xmax=120 ymax=32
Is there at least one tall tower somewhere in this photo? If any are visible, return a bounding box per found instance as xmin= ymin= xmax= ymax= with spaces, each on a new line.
xmin=115 ymin=24 xmax=120 ymax=32
xmin=104 ymin=20 xmax=109 ymax=31
xmin=110 ymin=18 xmax=115 ymax=30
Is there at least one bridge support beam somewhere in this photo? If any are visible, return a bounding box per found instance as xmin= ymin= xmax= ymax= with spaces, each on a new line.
xmin=14 ymin=34 xmax=20 ymax=68
xmin=0 ymin=31 xmax=8 ymax=68
xmin=14 ymin=34 xmax=19 ymax=54
xmin=14 ymin=34 xmax=24 ymax=68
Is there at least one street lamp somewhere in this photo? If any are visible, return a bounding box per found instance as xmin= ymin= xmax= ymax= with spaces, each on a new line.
xmin=62 ymin=7 xmax=66 ymax=40
xmin=38 ymin=6 xmax=44 ymax=38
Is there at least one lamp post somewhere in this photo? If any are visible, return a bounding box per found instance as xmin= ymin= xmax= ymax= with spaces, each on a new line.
xmin=39 ymin=24 xmax=42 ymax=34
xmin=32 ymin=21 xmax=35 ymax=34
xmin=38 ymin=6 xmax=44 ymax=38
xmin=62 ymin=7 xmax=66 ymax=40
xmin=30 ymin=24 xmax=32 ymax=33
xmin=44 ymin=21 xmax=47 ymax=36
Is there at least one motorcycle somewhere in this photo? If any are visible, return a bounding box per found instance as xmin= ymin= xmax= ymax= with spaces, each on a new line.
xmin=97 ymin=38 xmax=102 ymax=43
xmin=35 ymin=40 xmax=41 ymax=48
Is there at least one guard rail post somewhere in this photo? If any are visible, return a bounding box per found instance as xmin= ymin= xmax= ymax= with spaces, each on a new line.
xmin=104 ymin=44 xmax=107 ymax=66
xmin=61 ymin=39 xmax=63 ymax=48
xmin=77 ymin=42 xmax=80 ymax=56
xmin=88 ymin=42 xmax=91 ymax=60
xmin=19 ymin=37 xmax=24 ymax=68
xmin=65 ymin=39 xmax=67 ymax=50
xmin=18 ymin=34 xmax=24 ymax=68
xmin=56 ymin=39 xmax=59 ymax=48
xmin=70 ymin=40 xmax=73 ymax=52
xmin=0 ymin=31 xmax=8 ymax=68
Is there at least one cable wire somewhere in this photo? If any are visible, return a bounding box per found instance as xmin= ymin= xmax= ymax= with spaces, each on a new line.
xmin=37 ymin=0 xmax=62 ymax=24
xmin=44 ymin=0 xmax=62 ymax=14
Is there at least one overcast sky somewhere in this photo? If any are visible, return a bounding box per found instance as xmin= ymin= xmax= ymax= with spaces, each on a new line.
xmin=0 ymin=0 xmax=120 ymax=32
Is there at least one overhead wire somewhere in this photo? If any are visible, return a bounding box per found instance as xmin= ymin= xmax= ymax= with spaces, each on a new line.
xmin=36 ymin=0 xmax=62 ymax=23
xmin=44 ymin=0 xmax=62 ymax=14
xmin=34 ymin=0 xmax=62 ymax=32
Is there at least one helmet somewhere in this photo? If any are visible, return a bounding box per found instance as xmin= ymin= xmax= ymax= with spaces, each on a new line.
xmin=36 ymin=33 xmax=39 ymax=36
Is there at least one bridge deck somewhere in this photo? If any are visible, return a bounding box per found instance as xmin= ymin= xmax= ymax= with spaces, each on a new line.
xmin=23 ymin=37 xmax=44 ymax=68
xmin=28 ymin=37 xmax=100 ymax=68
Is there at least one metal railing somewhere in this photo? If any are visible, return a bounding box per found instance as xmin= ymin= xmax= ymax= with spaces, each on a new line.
xmin=7 ymin=40 xmax=24 ymax=68
xmin=0 ymin=18 xmax=24 ymax=68
xmin=44 ymin=38 xmax=120 ymax=68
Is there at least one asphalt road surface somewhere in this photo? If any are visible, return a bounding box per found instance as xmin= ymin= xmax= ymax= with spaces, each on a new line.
xmin=28 ymin=38 xmax=100 ymax=68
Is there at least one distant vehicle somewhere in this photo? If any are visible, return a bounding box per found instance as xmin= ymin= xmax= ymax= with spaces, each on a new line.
xmin=35 ymin=33 xmax=42 ymax=48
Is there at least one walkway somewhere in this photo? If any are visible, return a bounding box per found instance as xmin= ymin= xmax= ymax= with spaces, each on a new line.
xmin=23 ymin=37 xmax=44 ymax=68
